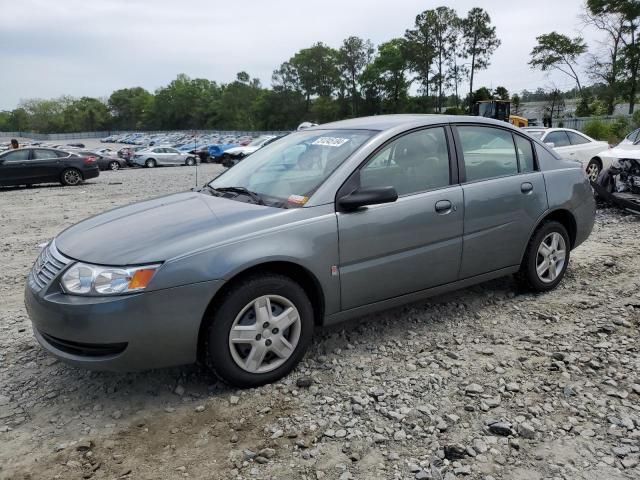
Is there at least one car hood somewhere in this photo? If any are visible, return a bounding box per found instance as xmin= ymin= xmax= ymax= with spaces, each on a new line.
xmin=600 ymin=145 xmax=640 ymax=160
xmin=55 ymin=192 xmax=282 ymax=265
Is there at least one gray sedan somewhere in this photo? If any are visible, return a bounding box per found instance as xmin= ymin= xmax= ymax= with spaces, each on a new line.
xmin=25 ymin=115 xmax=595 ymax=387
xmin=131 ymin=147 xmax=198 ymax=167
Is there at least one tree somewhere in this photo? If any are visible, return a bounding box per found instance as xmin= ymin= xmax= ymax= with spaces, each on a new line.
xmin=63 ymin=97 xmax=111 ymax=132
xmin=583 ymin=2 xmax=627 ymax=114
xmin=445 ymin=19 xmax=468 ymax=110
xmin=511 ymin=93 xmax=522 ymax=115
xmin=494 ymin=86 xmax=510 ymax=101
xmin=108 ymin=87 xmax=154 ymax=130
xmin=587 ymin=0 xmax=640 ymax=113
xmin=289 ymin=43 xmax=341 ymax=111
xmin=431 ymin=7 xmax=460 ymax=112
xmin=337 ymin=36 xmax=374 ymax=116
xmin=363 ymin=39 xmax=411 ymax=114
xmin=462 ymin=8 xmax=501 ymax=111
xmin=529 ymin=32 xmax=587 ymax=94
xmin=404 ymin=10 xmax=437 ymax=107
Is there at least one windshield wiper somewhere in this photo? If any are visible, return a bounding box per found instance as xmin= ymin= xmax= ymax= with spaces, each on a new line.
xmin=207 ymin=186 xmax=265 ymax=205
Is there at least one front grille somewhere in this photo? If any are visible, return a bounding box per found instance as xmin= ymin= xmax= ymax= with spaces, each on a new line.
xmin=28 ymin=241 xmax=71 ymax=292
xmin=40 ymin=332 xmax=127 ymax=357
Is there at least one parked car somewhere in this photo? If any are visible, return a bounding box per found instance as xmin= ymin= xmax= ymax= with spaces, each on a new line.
xmin=24 ymin=115 xmax=594 ymax=387
xmin=208 ymin=143 xmax=239 ymax=163
xmin=223 ymin=135 xmax=277 ymax=160
xmin=523 ymin=127 xmax=610 ymax=181
xmin=592 ymin=142 xmax=640 ymax=214
xmin=132 ymin=147 xmax=198 ymax=167
xmin=619 ymin=128 xmax=640 ymax=146
xmin=0 ymin=148 xmax=99 ymax=187
xmin=75 ymin=151 xmax=127 ymax=171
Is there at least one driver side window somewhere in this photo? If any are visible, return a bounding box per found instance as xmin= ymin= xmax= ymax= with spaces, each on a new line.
xmin=360 ymin=127 xmax=450 ymax=196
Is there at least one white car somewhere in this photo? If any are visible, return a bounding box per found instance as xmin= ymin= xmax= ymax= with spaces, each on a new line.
xmin=132 ymin=147 xmax=198 ymax=168
xmin=223 ymin=135 xmax=277 ymax=159
xmin=619 ymin=128 xmax=640 ymax=146
xmin=523 ymin=127 xmax=610 ymax=182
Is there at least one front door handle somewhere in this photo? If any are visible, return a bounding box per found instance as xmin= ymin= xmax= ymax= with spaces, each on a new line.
xmin=435 ymin=200 xmax=453 ymax=214
xmin=521 ymin=182 xmax=534 ymax=194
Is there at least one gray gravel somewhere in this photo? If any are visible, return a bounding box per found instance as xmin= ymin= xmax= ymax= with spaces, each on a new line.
xmin=1 ymin=161 xmax=639 ymax=480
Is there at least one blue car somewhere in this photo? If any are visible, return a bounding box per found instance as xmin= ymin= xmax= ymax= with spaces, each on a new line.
xmin=208 ymin=143 xmax=239 ymax=163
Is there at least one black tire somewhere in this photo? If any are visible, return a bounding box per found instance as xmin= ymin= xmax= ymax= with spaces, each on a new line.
xmin=60 ymin=168 xmax=83 ymax=186
xmin=145 ymin=158 xmax=156 ymax=168
xmin=586 ymin=158 xmax=601 ymax=183
xmin=517 ymin=220 xmax=570 ymax=292
xmin=185 ymin=157 xmax=196 ymax=166
xmin=206 ymin=274 xmax=314 ymax=388
xmin=108 ymin=161 xmax=120 ymax=171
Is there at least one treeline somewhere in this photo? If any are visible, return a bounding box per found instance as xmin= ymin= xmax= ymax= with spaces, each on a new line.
xmin=1 ymin=1 xmax=638 ymax=134
xmin=0 ymin=6 xmax=503 ymax=133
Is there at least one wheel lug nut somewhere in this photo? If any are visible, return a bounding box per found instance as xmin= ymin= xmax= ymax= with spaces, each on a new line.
xmin=265 ymin=339 xmax=272 ymax=346
xmin=263 ymin=322 xmax=269 ymax=328
xmin=255 ymin=334 xmax=262 ymax=341
xmin=272 ymin=328 xmax=279 ymax=334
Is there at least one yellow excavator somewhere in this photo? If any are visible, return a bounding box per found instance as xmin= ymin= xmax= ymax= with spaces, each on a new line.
xmin=473 ymin=100 xmax=528 ymax=128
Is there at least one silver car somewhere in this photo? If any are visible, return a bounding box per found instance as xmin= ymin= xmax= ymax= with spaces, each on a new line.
xmin=25 ymin=115 xmax=595 ymax=387
xmin=132 ymin=147 xmax=198 ymax=167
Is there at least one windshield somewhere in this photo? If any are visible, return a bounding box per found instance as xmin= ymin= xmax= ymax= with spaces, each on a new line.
xmin=209 ymin=129 xmax=375 ymax=207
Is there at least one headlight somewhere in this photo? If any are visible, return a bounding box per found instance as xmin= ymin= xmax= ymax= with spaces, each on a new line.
xmin=61 ymin=263 xmax=160 ymax=296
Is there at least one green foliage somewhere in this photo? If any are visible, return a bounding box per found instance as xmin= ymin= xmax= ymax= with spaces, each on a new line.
xmin=461 ymin=8 xmax=500 ymax=107
xmin=108 ymin=88 xmax=154 ymax=130
xmin=493 ymin=86 xmax=509 ymax=101
xmin=529 ymin=32 xmax=587 ymax=92
xmin=609 ymin=116 xmax=630 ymax=140
xmin=583 ymin=119 xmax=610 ymax=140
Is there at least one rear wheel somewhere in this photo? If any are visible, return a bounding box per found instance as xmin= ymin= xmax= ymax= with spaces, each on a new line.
xmin=60 ymin=168 xmax=83 ymax=186
xmin=145 ymin=159 xmax=156 ymax=168
xmin=206 ymin=274 xmax=314 ymax=388
xmin=108 ymin=161 xmax=120 ymax=171
xmin=586 ymin=159 xmax=601 ymax=182
xmin=517 ymin=221 xmax=570 ymax=292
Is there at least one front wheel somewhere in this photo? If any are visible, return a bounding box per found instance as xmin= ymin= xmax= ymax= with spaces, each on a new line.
xmin=517 ymin=221 xmax=570 ymax=292
xmin=586 ymin=159 xmax=601 ymax=183
xmin=108 ymin=161 xmax=120 ymax=171
xmin=185 ymin=157 xmax=196 ymax=166
xmin=145 ymin=159 xmax=156 ymax=168
xmin=60 ymin=168 xmax=83 ymax=186
xmin=206 ymin=274 xmax=314 ymax=388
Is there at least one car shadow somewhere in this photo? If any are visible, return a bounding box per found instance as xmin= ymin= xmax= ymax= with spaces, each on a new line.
xmin=0 ymin=182 xmax=100 ymax=192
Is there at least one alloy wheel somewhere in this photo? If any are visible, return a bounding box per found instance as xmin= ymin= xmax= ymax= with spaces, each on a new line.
xmin=536 ymin=232 xmax=567 ymax=283
xmin=228 ymin=295 xmax=301 ymax=374
xmin=63 ymin=170 xmax=81 ymax=185
xmin=586 ymin=163 xmax=600 ymax=182
xmin=109 ymin=161 xmax=120 ymax=171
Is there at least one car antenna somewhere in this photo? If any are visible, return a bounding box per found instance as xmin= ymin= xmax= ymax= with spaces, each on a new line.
xmin=194 ymin=130 xmax=198 ymax=188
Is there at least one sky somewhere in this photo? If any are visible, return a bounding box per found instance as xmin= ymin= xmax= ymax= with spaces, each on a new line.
xmin=0 ymin=0 xmax=603 ymax=110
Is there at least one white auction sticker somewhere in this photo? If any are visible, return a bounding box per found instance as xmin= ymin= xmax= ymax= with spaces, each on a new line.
xmin=311 ymin=137 xmax=350 ymax=147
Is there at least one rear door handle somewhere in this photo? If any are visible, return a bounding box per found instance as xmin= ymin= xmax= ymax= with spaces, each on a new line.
xmin=521 ymin=182 xmax=534 ymax=193
xmin=435 ymin=200 xmax=453 ymax=214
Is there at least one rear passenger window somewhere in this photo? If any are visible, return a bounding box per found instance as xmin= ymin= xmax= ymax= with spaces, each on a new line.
xmin=544 ymin=131 xmax=570 ymax=147
xmin=566 ymin=132 xmax=590 ymax=145
xmin=458 ymin=126 xmax=518 ymax=182
xmin=360 ymin=127 xmax=450 ymax=196
xmin=32 ymin=149 xmax=56 ymax=160
xmin=514 ymin=136 xmax=536 ymax=172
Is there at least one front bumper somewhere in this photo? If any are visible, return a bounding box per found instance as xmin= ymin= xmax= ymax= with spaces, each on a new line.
xmin=25 ymin=278 xmax=224 ymax=371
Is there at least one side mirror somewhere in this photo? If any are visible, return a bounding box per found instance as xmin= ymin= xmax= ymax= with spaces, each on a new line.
xmin=338 ymin=186 xmax=398 ymax=212
xmin=544 ymin=142 xmax=555 ymax=148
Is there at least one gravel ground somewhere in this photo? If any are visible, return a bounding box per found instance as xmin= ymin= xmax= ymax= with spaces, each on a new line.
xmin=1 ymin=159 xmax=639 ymax=480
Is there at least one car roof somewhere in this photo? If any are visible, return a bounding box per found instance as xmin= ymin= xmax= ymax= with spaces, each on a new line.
xmin=308 ymin=114 xmax=519 ymax=132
